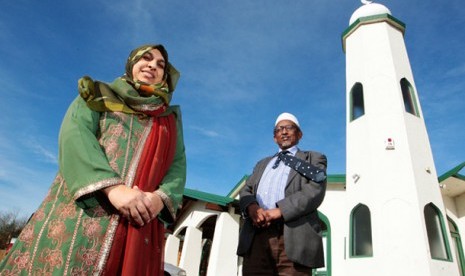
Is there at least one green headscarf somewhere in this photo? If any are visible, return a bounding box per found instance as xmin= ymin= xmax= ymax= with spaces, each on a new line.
xmin=78 ymin=44 xmax=180 ymax=115
xmin=124 ymin=44 xmax=179 ymax=92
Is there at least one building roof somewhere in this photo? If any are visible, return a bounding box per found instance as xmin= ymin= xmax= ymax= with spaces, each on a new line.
xmin=341 ymin=13 xmax=405 ymax=53
xmin=182 ymin=164 xmax=465 ymax=206
xmin=183 ymin=174 xmax=347 ymax=207
xmin=183 ymin=187 xmax=237 ymax=206
xmin=438 ymin=162 xmax=465 ymax=197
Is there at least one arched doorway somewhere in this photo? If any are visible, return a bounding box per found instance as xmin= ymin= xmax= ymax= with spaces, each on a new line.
xmin=198 ymin=215 xmax=217 ymax=276
xmin=313 ymin=211 xmax=331 ymax=276
xmin=448 ymin=216 xmax=465 ymax=275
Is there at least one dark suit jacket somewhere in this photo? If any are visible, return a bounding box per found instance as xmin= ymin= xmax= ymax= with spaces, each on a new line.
xmin=236 ymin=150 xmax=327 ymax=268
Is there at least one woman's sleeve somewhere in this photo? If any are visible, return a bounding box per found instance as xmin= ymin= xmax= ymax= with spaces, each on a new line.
xmin=156 ymin=106 xmax=187 ymax=224
xmin=58 ymin=96 xmax=122 ymax=209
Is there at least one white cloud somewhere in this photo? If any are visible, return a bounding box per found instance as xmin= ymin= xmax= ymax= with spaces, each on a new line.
xmin=27 ymin=143 xmax=58 ymax=165
xmin=190 ymin=126 xmax=221 ymax=138
xmin=444 ymin=63 xmax=465 ymax=78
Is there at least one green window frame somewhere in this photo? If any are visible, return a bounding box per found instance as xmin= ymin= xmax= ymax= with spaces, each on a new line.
xmin=400 ymin=78 xmax=420 ymax=116
xmin=350 ymin=82 xmax=365 ymax=121
xmin=424 ymin=203 xmax=452 ymax=261
xmin=313 ymin=212 xmax=332 ymax=276
xmin=448 ymin=216 xmax=465 ymax=275
xmin=350 ymin=203 xmax=373 ymax=257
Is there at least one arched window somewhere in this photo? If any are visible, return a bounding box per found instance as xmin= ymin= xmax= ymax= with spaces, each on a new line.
xmin=400 ymin=78 xmax=419 ymax=116
xmin=424 ymin=203 xmax=451 ymax=260
xmin=350 ymin=204 xmax=373 ymax=257
xmin=314 ymin=212 xmax=331 ymax=276
xmin=448 ymin=217 xmax=465 ymax=274
xmin=199 ymin=215 xmax=217 ymax=276
xmin=176 ymin=227 xmax=187 ymax=265
xmin=350 ymin=82 xmax=365 ymax=121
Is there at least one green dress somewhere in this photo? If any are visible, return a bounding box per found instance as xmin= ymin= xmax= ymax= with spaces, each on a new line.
xmin=0 ymin=82 xmax=186 ymax=275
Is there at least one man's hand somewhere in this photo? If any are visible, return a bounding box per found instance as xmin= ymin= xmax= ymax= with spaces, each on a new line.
xmin=247 ymin=203 xmax=283 ymax=228
xmin=264 ymin=208 xmax=282 ymax=223
xmin=247 ymin=203 xmax=267 ymax=228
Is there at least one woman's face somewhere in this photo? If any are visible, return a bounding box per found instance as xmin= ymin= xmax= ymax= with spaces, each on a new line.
xmin=131 ymin=48 xmax=166 ymax=85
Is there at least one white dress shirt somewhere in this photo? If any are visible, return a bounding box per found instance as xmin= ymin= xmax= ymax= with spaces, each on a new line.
xmin=256 ymin=146 xmax=298 ymax=210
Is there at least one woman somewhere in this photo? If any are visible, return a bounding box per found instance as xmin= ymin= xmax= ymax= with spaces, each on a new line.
xmin=0 ymin=44 xmax=186 ymax=275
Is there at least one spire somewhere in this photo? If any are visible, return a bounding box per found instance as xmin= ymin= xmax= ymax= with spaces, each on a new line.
xmin=349 ymin=2 xmax=391 ymax=25
xmin=361 ymin=0 xmax=373 ymax=4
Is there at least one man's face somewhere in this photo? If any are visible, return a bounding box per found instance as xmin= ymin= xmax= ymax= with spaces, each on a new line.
xmin=273 ymin=119 xmax=302 ymax=150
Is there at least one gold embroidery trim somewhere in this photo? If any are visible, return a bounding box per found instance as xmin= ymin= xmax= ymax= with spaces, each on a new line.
xmin=28 ymin=178 xmax=65 ymax=275
xmin=125 ymin=119 xmax=153 ymax=188
xmin=119 ymin=115 xmax=134 ymax=180
xmin=64 ymin=209 xmax=84 ymax=274
xmin=94 ymin=215 xmax=120 ymax=276
xmin=73 ymin=177 xmax=122 ymax=201
xmin=156 ymin=190 xmax=176 ymax=220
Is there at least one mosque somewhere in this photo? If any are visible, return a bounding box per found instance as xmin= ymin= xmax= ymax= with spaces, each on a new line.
xmin=163 ymin=2 xmax=465 ymax=275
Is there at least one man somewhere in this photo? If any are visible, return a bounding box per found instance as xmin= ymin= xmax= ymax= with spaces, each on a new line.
xmin=237 ymin=112 xmax=327 ymax=275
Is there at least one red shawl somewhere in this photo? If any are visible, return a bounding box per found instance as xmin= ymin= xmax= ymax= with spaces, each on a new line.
xmin=104 ymin=113 xmax=177 ymax=275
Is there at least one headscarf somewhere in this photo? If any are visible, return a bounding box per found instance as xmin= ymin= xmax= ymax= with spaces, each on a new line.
xmin=78 ymin=44 xmax=180 ymax=115
xmin=123 ymin=44 xmax=180 ymax=95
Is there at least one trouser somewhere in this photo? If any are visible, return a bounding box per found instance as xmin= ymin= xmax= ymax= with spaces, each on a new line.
xmin=242 ymin=222 xmax=312 ymax=276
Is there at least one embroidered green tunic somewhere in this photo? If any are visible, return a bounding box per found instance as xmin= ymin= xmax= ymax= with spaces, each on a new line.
xmin=0 ymin=94 xmax=186 ymax=275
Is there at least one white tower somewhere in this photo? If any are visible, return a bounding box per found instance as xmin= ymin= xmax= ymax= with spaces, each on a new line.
xmin=342 ymin=2 xmax=459 ymax=275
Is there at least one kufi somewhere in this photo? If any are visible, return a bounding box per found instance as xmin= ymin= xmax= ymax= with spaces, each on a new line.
xmin=275 ymin=112 xmax=300 ymax=127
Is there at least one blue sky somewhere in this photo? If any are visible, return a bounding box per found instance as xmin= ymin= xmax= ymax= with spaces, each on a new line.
xmin=1 ymin=0 xmax=464 ymax=217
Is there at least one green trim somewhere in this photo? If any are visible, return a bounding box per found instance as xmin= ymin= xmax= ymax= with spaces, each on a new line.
xmin=438 ymin=162 xmax=465 ymax=183
xmin=400 ymin=78 xmax=420 ymax=117
xmin=183 ymin=188 xmax=237 ymax=206
xmin=349 ymin=82 xmax=365 ymax=122
xmin=313 ymin=211 xmax=332 ymax=276
xmin=341 ymin=13 xmax=406 ymax=53
xmin=227 ymin=174 xmax=248 ymax=197
xmin=349 ymin=203 xmax=373 ymax=258
xmin=328 ymin=174 xmax=346 ymax=184
xmin=349 ymin=84 xmax=354 ymax=122
xmin=425 ymin=203 xmax=453 ymax=261
xmin=448 ymin=216 xmax=465 ymax=275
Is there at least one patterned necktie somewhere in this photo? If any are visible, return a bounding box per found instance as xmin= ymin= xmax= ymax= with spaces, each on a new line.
xmin=274 ymin=151 xmax=326 ymax=182
xmin=272 ymin=150 xmax=289 ymax=169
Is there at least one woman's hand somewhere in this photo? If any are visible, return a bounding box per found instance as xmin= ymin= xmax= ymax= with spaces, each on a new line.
xmin=140 ymin=188 xmax=164 ymax=218
xmin=103 ymin=185 xmax=158 ymax=227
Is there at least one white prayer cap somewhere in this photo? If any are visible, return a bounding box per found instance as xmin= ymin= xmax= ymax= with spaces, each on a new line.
xmin=275 ymin=112 xmax=300 ymax=127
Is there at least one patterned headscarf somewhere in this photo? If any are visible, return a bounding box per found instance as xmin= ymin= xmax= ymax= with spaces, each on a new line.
xmin=79 ymin=44 xmax=180 ymax=115
xmin=123 ymin=44 xmax=180 ymax=94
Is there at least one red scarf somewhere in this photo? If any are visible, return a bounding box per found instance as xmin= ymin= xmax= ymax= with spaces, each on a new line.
xmin=104 ymin=113 xmax=177 ymax=275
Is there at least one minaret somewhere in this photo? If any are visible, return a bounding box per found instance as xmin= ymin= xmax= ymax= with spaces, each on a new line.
xmin=342 ymin=1 xmax=459 ymax=275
